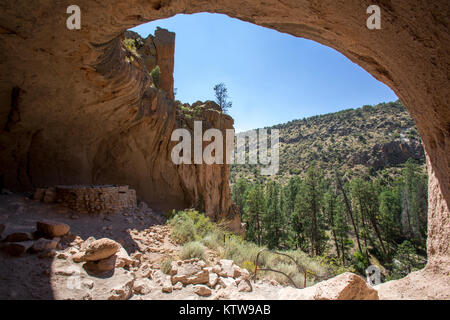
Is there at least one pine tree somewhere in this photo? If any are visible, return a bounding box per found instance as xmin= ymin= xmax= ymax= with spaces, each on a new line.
xmin=293 ymin=165 xmax=327 ymax=256
xmin=232 ymin=178 xmax=250 ymax=216
xmin=244 ymin=184 xmax=266 ymax=245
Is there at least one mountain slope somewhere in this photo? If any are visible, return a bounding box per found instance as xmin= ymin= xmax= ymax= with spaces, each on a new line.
xmin=230 ymin=100 xmax=425 ymax=183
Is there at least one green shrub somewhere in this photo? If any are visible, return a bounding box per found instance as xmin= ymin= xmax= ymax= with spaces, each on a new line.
xmin=150 ymin=65 xmax=161 ymax=88
xmin=160 ymin=256 xmax=173 ymax=275
xmin=167 ymin=209 xmax=337 ymax=287
xmin=180 ymin=241 xmax=206 ymax=260
xmin=169 ymin=210 xmax=214 ymax=244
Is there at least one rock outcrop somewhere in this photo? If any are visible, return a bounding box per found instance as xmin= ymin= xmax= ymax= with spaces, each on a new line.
xmin=350 ymin=139 xmax=425 ymax=169
xmin=277 ymin=272 xmax=379 ymax=300
xmin=124 ymin=28 xmax=175 ymax=98
xmin=0 ymin=24 xmax=237 ymax=227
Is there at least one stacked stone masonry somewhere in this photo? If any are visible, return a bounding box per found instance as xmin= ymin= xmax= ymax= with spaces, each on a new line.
xmin=33 ymin=185 xmax=137 ymax=214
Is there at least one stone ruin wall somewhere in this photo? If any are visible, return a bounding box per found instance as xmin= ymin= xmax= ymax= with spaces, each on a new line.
xmin=33 ymin=185 xmax=137 ymax=214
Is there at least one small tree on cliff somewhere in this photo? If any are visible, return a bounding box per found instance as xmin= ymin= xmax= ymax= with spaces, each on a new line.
xmin=213 ymin=83 xmax=232 ymax=113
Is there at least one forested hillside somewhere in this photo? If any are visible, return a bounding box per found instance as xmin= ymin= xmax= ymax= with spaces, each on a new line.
xmin=231 ymin=101 xmax=428 ymax=279
xmin=230 ymin=100 xmax=425 ymax=184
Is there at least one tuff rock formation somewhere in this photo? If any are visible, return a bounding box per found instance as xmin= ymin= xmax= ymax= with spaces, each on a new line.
xmin=0 ymin=21 xmax=238 ymax=228
xmin=0 ymin=0 xmax=449 ymax=298
xmin=349 ymin=139 xmax=425 ymax=169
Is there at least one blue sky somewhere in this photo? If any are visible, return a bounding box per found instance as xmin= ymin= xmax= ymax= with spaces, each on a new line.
xmin=131 ymin=13 xmax=397 ymax=132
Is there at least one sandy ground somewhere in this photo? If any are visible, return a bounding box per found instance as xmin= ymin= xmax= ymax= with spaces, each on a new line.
xmin=0 ymin=192 xmax=283 ymax=300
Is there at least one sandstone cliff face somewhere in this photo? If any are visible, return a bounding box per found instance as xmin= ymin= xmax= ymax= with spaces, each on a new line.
xmin=349 ymin=139 xmax=425 ymax=170
xmin=0 ymin=25 xmax=236 ymax=226
xmin=0 ymin=0 xmax=448 ymax=290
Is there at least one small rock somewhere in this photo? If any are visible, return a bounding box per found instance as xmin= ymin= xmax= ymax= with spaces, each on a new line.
xmin=1 ymin=241 xmax=34 ymax=256
xmin=36 ymin=220 xmax=70 ymax=237
xmin=56 ymin=252 xmax=69 ymax=259
xmin=133 ymin=278 xmax=152 ymax=295
xmin=218 ymin=277 xmax=236 ymax=289
xmin=218 ymin=259 xmax=235 ymax=277
xmin=173 ymin=282 xmax=183 ymax=290
xmin=38 ymin=250 xmax=57 ymax=258
xmin=207 ymin=272 xmax=219 ymax=288
xmin=134 ymin=263 xmax=152 ymax=278
xmin=162 ymin=284 xmax=173 ymax=293
xmin=138 ymin=201 xmax=148 ymax=211
xmin=42 ymin=188 xmax=56 ymax=203
xmin=70 ymin=214 xmax=80 ymax=220
xmin=237 ymin=280 xmax=253 ymax=292
xmin=84 ymin=255 xmax=117 ymax=273
xmin=116 ymin=246 xmax=134 ymax=268
xmin=83 ymin=238 xmax=120 ymax=261
xmin=82 ymin=279 xmax=94 ymax=290
xmin=72 ymin=251 xmax=85 ymax=263
xmin=108 ymin=279 xmax=135 ymax=300
xmin=212 ymin=265 xmax=221 ymax=274
xmin=33 ymin=188 xmax=46 ymax=201
xmin=4 ymin=232 xmax=33 ymax=242
xmin=31 ymin=237 xmax=60 ymax=252
xmin=269 ymin=279 xmax=279 ymax=286
xmin=194 ymin=285 xmax=212 ymax=297
xmin=233 ymin=265 xmax=250 ymax=280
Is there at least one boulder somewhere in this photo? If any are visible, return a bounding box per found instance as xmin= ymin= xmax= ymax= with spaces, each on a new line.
xmin=218 ymin=277 xmax=236 ymax=289
xmin=194 ymin=285 xmax=212 ymax=297
xmin=115 ymin=246 xmax=134 ymax=268
xmin=82 ymin=238 xmax=120 ymax=261
xmin=43 ymin=188 xmax=57 ymax=203
xmin=172 ymin=269 xmax=209 ymax=286
xmin=237 ymin=279 xmax=252 ymax=292
xmin=278 ymin=272 xmax=379 ymax=300
xmin=84 ymin=255 xmax=117 ymax=273
xmin=170 ymin=260 xmax=206 ymax=285
xmin=311 ymin=272 xmax=379 ymax=300
xmin=233 ymin=265 xmax=250 ymax=280
xmin=4 ymin=232 xmax=33 ymax=242
xmin=218 ymin=259 xmax=235 ymax=277
xmin=153 ymin=270 xmax=173 ymax=292
xmin=1 ymin=241 xmax=34 ymax=256
xmin=36 ymin=220 xmax=70 ymax=237
xmin=108 ymin=277 xmax=135 ymax=300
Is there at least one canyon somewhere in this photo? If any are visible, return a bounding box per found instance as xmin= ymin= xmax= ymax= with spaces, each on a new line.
xmin=0 ymin=0 xmax=449 ymax=299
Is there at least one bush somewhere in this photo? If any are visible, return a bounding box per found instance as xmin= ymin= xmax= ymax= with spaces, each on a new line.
xmin=167 ymin=209 xmax=338 ymax=287
xmin=180 ymin=241 xmax=206 ymax=260
xmin=160 ymin=256 xmax=173 ymax=275
xmin=169 ymin=210 xmax=214 ymax=244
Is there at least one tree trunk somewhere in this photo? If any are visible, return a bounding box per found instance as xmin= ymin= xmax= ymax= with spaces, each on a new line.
xmin=335 ymin=172 xmax=363 ymax=256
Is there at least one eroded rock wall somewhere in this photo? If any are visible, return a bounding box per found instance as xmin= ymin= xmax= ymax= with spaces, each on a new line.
xmin=0 ymin=21 xmax=235 ymax=224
